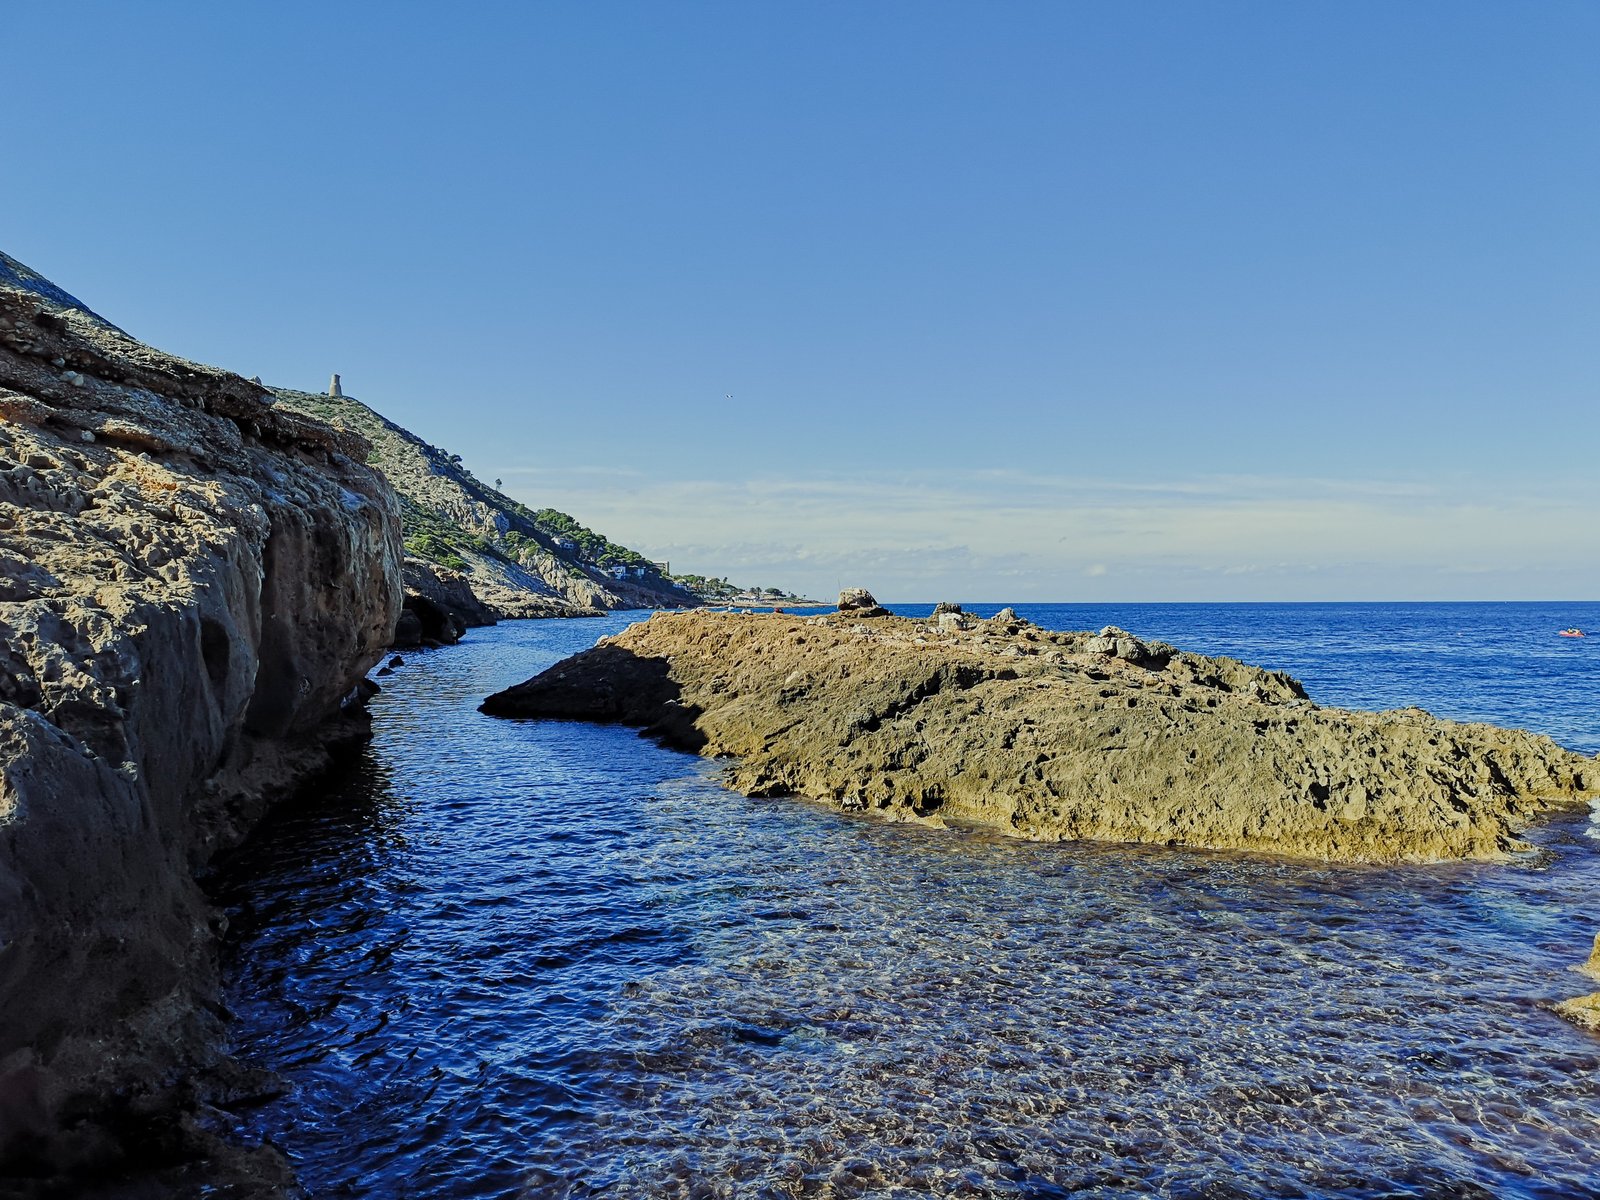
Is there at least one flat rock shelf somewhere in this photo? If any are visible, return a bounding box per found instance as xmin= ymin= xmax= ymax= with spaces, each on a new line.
xmin=482 ymin=609 xmax=1598 ymax=864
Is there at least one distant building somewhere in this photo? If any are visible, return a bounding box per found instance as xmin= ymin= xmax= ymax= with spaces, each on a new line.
xmin=554 ymin=537 xmax=578 ymax=552
xmin=653 ymin=561 xmax=670 ymax=575
xmin=328 ymin=373 xmax=343 ymax=398
xmin=609 ymin=564 xmax=628 ymax=579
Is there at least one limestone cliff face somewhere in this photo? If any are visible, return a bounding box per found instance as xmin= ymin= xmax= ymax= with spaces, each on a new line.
xmin=0 ymin=261 xmax=401 ymax=1175
xmin=482 ymin=609 xmax=1598 ymax=864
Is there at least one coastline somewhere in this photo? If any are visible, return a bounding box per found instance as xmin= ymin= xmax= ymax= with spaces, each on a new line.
xmin=209 ymin=609 xmax=1600 ymax=1197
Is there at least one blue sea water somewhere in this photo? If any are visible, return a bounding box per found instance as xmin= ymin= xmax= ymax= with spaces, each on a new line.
xmin=213 ymin=603 xmax=1600 ymax=1199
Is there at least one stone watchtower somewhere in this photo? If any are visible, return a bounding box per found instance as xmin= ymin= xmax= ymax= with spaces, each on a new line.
xmin=328 ymin=373 xmax=343 ymax=398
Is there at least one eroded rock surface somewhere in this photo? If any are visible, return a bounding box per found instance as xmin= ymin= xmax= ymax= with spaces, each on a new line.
xmin=837 ymin=586 xmax=891 ymax=618
xmin=0 ymin=261 xmax=401 ymax=1180
xmin=1553 ymin=933 xmax=1600 ymax=1034
xmin=1555 ymin=993 xmax=1600 ymax=1032
xmin=482 ymin=610 xmax=1597 ymax=864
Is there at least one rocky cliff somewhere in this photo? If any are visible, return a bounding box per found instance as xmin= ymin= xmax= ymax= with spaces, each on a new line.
xmin=269 ymin=388 xmax=698 ymax=618
xmin=482 ymin=605 xmax=1598 ymax=864
xmin=0 ymin=254 xmax=401 ymax=1185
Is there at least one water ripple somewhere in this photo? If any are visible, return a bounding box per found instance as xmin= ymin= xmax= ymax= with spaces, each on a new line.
xmin=212 ymin=604 xmax=1600 ymax=1199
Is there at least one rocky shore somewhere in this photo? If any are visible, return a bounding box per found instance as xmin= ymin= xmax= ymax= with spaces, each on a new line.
xmin=0 ymin=256 xmax=400 ymax=1188
xmin=482 ymin=599 xmax=1599 ymax=865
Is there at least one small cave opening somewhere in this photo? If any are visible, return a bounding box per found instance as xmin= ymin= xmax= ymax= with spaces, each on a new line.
xmin=200 ymin=616 xmax=231 ymax=695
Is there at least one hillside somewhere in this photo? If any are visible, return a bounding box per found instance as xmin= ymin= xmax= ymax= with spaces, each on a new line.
xmin=270 ymin=387 xmax=700 ymax=615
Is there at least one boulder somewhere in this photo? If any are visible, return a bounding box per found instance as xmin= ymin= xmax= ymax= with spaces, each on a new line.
xmin=393 ymin=595 xmax=463 ymax=648
xmin=1083 ymin=625 xmax=1168 ymax=667
xmin=932 ymin=603 xmax=976 ymax=631
xmin=837 ymin=587 xmax=890 ymax=618
xmin=402 ymin=557 xmax=497 ymax=632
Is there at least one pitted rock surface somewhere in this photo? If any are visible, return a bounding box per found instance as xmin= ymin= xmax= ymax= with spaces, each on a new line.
xmin=0 ymin=264 xmax=401 ymax=1178
xmin=483 ymin=610 xmax=1598 ymax=865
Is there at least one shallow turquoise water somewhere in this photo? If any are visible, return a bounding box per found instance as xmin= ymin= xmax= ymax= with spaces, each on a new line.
xmin=213 ymin=603 xmax=1600 ymax=1198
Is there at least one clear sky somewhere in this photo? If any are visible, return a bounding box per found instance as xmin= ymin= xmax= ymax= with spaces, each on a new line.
xmin=6 ymin=2 xmax=1596 ymax=601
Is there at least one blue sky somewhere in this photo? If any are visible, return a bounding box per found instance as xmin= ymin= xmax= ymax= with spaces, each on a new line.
xmin=5 ymin=2 xmax=1597 ymax=600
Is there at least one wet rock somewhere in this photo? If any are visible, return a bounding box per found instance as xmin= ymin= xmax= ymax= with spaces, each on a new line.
xmin=482 ymin=611 xmax=1599 ymax=865
xmin=392 ymin=607 xmax=425 ymax=648
xmin=1580 ymin=931 xmax=1600 ymax=981
xmin=1555 ymin=992 xmax=1600 ymax=1032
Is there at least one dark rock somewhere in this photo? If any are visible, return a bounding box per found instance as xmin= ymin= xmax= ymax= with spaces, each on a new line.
xmin=392 ymin=608 xmax=424 ymax=648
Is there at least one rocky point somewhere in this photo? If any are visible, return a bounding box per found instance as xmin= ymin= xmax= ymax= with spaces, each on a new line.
xmin=482 ymin=596 xmax=1598 ymax=866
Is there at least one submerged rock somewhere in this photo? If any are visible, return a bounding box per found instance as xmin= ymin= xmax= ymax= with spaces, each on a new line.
xmin=0 ymin=256 xmax=401 ymax=1178
xmin=1552 ymin=932 xmax=1600 ymax=1035
xmin=481 ymin=610 xmax=1598 ymax=865
xmin=1582 ymin=932 xmax=1600 ymax=981
xmin=1555 ymin=992 xmax=1600 ymax=1032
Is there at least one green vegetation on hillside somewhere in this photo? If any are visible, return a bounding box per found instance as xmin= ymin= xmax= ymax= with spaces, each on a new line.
xmin=671 ymin=573 xmax=737 ymax=599
xmin=398 ymin=499 xmax=502 ymax=573
xmin=270 ymin=386 xmax=794 ymax=605
xmin=527 ymin=508 xmax=657 ymax=573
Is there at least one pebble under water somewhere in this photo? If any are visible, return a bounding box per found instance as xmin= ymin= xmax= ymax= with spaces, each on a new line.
xmin=212 ymin=603 xmax=1600 ymax=1199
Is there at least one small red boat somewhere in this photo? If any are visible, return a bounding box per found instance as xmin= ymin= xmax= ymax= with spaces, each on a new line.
xmin=1558 ymin=628 xmax=1585 ymax=638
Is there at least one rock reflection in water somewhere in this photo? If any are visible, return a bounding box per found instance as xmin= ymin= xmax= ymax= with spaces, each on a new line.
xmin=213 ymin=608 xmax=1600 ymax=1200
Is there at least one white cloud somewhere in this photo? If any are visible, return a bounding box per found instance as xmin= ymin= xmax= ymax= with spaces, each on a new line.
xmin=494 ymin=465 xmax=1600 ymax=601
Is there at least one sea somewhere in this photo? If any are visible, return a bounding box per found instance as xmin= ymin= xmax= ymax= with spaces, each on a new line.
xmin=210 ymin=602 xmax=1600 ymax=1199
